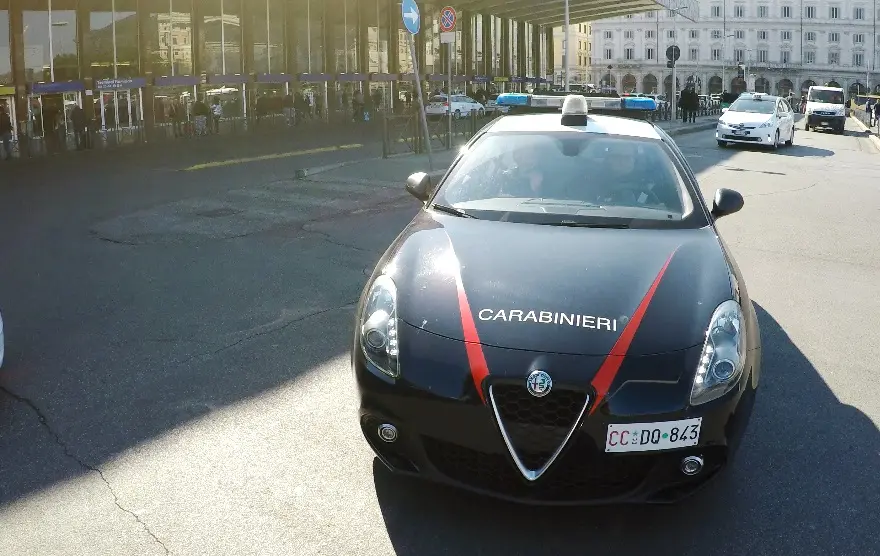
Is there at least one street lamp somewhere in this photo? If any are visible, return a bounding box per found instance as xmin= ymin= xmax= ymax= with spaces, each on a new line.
xmin=668 ymin=6 xmax=691 ymax=116
xmin=563 ymin=0 xmax=570 ymax=91
xmin=721 ymin=32 xmax=734 ymax=93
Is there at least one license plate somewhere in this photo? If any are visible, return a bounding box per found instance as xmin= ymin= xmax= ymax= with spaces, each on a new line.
xmin=732 ymin=129 xmax=748 ymax=136
xmin=605 ymin=418 xmax=702 ymax=453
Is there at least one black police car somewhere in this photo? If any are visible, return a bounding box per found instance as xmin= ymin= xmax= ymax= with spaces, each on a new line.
xmin=352 ymin=94 xmax=761 ymax=505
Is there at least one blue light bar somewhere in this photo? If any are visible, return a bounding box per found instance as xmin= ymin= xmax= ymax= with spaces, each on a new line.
xmin=622 ymin=96 xmax=657 ymax=110
xmin=496 ymin=92 xmax=657 ymax=112
xmin=495 ymin=92 xmax=530 ymax=106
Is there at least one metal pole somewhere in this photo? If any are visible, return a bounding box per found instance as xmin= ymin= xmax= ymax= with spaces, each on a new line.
xmin=48 ymin=0 xmax=54 ymax=81
xmin=671 ymin=12 xmax=677 ymax=116
xmin=410 ymin=34 xmax=434 ymax=170
xmin=563 ymin=0 xmax=570 ymax=91
xmin=221 ymin=0 xmax=226 ymax=74
xmin=170 ymin=0 xmax=174 ymax=76
xmin=307 ymin=0 xmax=312 ymax=72
xmin=267 ymin=0 xmax=272 ymax=72
xmin=448 ymin=41 xmax=452 ymax=148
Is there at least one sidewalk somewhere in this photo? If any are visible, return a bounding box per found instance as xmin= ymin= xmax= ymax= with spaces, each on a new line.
xmin=849 ymin=112 xmax=880 ymax=151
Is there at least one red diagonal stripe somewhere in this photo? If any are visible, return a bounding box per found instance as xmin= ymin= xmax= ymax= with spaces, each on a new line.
xmin=447 ymin=239 xmax=490 ymax=404
xmin=589 ymin=250 xmax=677 ymax=416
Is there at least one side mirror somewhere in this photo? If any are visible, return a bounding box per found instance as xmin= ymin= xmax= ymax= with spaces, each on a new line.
xmin=405 ymin=172 xmax=432 ymax=203
xmin=721 ymin=107 xmax=729 ymax=113
xmin=711 ymin=188 xmax=745 ymax=219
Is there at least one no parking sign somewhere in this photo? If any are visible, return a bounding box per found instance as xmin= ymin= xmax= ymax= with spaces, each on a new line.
xmin=440 ymin=6 xmax=456 ymax=32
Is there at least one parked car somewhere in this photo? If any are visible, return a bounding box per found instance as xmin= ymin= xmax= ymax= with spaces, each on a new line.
xmin=425 ymin=94 xmax=485 ymax=119
xmin=485 ymin=93 xmax=510 ymax=115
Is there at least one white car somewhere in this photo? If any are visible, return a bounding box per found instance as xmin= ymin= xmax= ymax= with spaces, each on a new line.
xmin=716 ymin=92 xmax=796 ymax=149
xmin=803 ymin=85 xmax=846 ymax=134
xmin=425 ymin=94 xmax=485 ymax=119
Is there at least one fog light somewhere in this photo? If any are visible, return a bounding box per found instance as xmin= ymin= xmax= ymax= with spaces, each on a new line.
xmin=681 ymin=455 xmax=704 ymax=476
xmin=377 ymin=423 xmax=398 ymax=443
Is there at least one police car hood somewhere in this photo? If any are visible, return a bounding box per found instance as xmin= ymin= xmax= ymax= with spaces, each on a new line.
xmin=389 ymin=214 xmax=734 ymax=357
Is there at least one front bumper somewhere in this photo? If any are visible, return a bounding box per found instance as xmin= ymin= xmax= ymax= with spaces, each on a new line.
xmin=806 ymin=113 xmax=845 ymax=129
xmin=716 ymin=125 xmax=778 ymax=145
xmin=354 ymin=323 xmax=760 ymax=506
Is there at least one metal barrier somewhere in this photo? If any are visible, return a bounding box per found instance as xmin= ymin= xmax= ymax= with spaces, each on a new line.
xmin=382 ymin=109 xmax=495 ymax=156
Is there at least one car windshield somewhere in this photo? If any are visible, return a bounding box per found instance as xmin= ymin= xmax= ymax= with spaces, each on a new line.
xmin=433 ymin=132 xmax=704 ymax=229
xmin=808 ymin=89 xmax=844 ymax=104
xmin=430 ymin=95 xmax=446 ymax=103
xmin=728 ymin=99 xmax=776 ymax=114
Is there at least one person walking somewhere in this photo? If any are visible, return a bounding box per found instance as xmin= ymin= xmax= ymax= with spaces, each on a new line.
xmin=211 ymin=96 xmax=222 ymax=134
xmin=0 ymin=103 xmax=13 ymax=160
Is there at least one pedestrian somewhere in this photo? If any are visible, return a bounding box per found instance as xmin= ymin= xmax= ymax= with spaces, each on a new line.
xmin=866 ymin=98 xmax=874 ymax=127
xmin=0 ymin=103 xmax=13 ymax=160
xmin=71 ymin=103 xmax=87 ymax=150
xmin=873 ymin=101 xmax=880 ymax=131
xmin=211 ymin=96 xmax=222 ymax=134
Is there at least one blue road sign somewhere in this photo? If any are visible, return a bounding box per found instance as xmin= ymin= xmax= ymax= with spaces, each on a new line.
xmin=401 ymin=0 xmax=420 ymax=34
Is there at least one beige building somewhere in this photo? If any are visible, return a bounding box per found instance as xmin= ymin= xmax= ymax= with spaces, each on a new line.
xmin=553 ymin=23 xmax=592 ymax=86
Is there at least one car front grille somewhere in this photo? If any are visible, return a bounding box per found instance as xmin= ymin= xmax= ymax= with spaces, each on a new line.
xmin=723 ymin=134 xmax=761 ymax=142
xmin=422 ymin=434 xmax=653 ymax=502
xmin=490 ymin=383 xmax=589 ymax=471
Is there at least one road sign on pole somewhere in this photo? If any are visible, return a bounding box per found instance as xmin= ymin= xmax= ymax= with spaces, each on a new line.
xmin=401 ymin=0 xmax=433 ymax=170
xmin=401 ymin=0 xmax=420 ymax=35
xmin=439 ymin=6 xmax=456 ymax=31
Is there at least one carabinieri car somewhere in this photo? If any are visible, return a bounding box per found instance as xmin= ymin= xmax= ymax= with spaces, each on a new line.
xmin=352 ymin=93 xmax=761 ymax=505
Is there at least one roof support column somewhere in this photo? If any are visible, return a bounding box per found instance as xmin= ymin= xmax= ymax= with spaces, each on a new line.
xmin=138 ymin=1 xmax=155 ymax=141
xmin=387 ymin=0 xmax=399 ymax=75
xmin=500 ymin=18 xmax=510 ymax=78
xmin=283 ymin=0 xmax=298 ymax=75
xmin=462 ymin=10 xmax=473 ymax=75
xmin=531 ymin=24 xmax=541 ymax=79
xmin=545 ymin=26 xmax=554 ymax=85
xmin=481 ymin=14 xmax=492 ymax=76
xmin=516 ymin=21 xmax=526 ymax=78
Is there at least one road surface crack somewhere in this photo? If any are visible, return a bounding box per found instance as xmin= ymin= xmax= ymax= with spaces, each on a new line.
xmin=0 ymin=386 xmax=172 ymax=555
xmin=301 ymin=226 xmax=385 ymax=254
xmin=167 ymin=303 xmax=357 ymax=369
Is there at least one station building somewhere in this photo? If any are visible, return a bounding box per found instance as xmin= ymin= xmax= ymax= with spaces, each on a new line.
xmin=0 ymin=0 xmax=688 ymax=151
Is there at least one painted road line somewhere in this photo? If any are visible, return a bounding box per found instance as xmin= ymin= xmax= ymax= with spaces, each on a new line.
xmin=182 ymin=144 xmax=364 ymax=171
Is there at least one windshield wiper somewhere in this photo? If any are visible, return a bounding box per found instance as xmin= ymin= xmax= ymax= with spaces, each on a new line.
xmin=545 ymin=221 xmax=630 ymax=229
xmin=431 ymin=204 xmax=476 ymax=218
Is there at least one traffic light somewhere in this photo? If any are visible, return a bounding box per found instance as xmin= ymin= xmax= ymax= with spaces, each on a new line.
xmin=737 ymin=64 xmax=744 ymax=79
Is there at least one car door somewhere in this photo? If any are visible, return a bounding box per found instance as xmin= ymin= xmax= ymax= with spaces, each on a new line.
xmin=778 ymin=100 xmax=793 ymax=137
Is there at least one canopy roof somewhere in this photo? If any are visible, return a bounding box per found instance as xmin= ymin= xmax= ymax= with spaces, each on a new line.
xmin=457 ymin=0 xmax=698 ymax=25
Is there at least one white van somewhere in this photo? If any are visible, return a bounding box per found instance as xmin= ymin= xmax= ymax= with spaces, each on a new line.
xmin=804 ymin=85 xmax=846 ymax=134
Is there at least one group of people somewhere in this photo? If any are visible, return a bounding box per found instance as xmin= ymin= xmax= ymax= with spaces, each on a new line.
xmin=677 ymin=87 xmax=702 ymax=123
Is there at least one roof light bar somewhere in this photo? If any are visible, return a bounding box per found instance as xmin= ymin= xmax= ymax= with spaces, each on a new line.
xmin=495 ymin=93 xmax=657 ymax=114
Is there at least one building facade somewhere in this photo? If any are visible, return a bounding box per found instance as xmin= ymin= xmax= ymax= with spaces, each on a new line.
xmin=0 ymin=0 xmax=558 ymax=143
xmin=590 ymin=1 xmax=880 ymax=98
xmin=553 ymin=23 xmax=592 ymax=85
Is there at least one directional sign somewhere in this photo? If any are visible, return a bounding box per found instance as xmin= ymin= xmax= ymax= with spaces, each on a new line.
xmin=666 ymin=45 xmax=681 ymax=62
xmin=440 ymin=6 xmax=456 ymax=32
xmin=401 ymin=0 xmax=420 ymax=34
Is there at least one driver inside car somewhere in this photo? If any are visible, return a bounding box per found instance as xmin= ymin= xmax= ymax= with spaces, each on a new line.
xmin=589 ymin=140 xmax=661 ymax=206
xmin=501 ymin=144 xmax=546 ymax=198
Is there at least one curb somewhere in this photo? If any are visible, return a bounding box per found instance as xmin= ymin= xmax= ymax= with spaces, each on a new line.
xmin=665 ymin=120 xmax=718 ymax=137
xmin=848 ymin=116 xmax=880 ymax=151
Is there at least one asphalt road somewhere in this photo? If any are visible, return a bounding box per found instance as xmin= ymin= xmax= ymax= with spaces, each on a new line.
xmin=1 ymin=118 xmax=879 ymax=556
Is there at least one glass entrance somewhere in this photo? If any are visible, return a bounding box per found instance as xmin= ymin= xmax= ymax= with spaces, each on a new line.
xmin=27 ymin=92 xmax=82 ymax=154
xmin=98 ymin=88 xmax=144 ymax=145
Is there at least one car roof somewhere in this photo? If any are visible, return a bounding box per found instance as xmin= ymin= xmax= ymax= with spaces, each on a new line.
xmin=737 ymin=93 xmax=783 ymax=101
xmin=486 ymin=112 xmax=663 ymax=140
xmin=809 ymin=85 xmax=843 ymax=91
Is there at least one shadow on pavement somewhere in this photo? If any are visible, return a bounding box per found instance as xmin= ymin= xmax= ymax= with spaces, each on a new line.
xmin=373 ymin=302 xmax=879 ymax=556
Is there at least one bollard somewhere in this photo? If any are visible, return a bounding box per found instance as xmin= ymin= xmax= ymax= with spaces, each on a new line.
xmin=382 ymin=114 xmax=389 ymax=158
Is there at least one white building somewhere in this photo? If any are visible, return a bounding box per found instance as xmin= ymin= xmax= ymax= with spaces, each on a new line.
xmin=590 ymin=1 xmax=879 ymax=98
xmin=553 ymin=24 xmax=593 ymax=85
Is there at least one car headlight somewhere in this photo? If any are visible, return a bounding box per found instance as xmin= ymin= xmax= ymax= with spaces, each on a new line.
xmin=758 ymin=119 xmax=774 ymax=128
xmin=360 ymin=274 xmax=400 ymax=378
xmin=690 ymin=300 xmax=746 ymax=406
